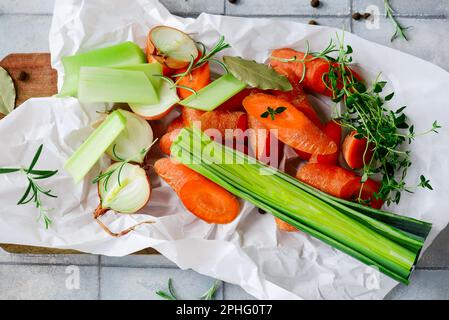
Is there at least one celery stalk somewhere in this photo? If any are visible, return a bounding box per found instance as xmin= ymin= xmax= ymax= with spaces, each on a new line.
xmin=65 ymin=110 xmax=127 ymax=183
xmin=171 ymin=127 xmax=432 ymax=284
xmin=179 ymin=74 xmax=246 ymax=111
xmin=78 ymin=67 xmax=158 ymax=104
xmin=113 ymin=63 xmax=162 ymax=92
xmin=60 ymin=42 xmax=146 ymax=97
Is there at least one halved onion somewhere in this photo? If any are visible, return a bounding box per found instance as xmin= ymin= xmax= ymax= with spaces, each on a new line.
xmin=94 ymin=162 xmax=153 ymax=237
xmin=148 ymin=26 xmax=198 ymax=69
xmin=129 ymin=81 xmax=179 ymax=120
xmin=106 ymin=110 xmax=153 ymax=163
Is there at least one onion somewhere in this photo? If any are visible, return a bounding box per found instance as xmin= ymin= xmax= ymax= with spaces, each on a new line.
xmin=148 ymin=26 xmax=198 ymax=69
xmin=106 ymin=110 xmax=153 ymax=164
xmin=94 ymin=162 xmax=153 ymax=237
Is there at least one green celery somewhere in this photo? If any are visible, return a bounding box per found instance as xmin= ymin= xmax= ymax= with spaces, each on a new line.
xmin=179 ymin=73 xmax=246 ymax=111
xmin=78 ymin=67 xmax=158 ymax=104
xmin=113 ymin=63 xmax=163 ymax=92
xmin=171 ymin=127 xmax=432 ymax=284
xmin=65 ymin=110 xmax=126 ymax=183
xmin=60 ymin=41 xmax=146 ymax=97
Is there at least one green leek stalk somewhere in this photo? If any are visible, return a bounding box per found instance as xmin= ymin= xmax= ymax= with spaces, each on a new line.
xmin=171 ymin=127 xmax=432 ymax=284
xmin=60 ymin=42 xmax=146 ymax=97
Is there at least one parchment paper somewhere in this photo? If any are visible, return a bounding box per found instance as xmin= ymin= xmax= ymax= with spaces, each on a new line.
xmin=1 ymin=0 xmax=449 ymax=299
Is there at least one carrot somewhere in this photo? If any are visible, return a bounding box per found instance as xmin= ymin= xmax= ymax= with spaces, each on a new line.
xmin=275 ymin=217 xmax=298 ymax=232
xmin=154 ymin=158 xmax=240 ymax=224
xmin=247 ymin=115 xmax=283 ymax=164
xmin=243 ymin=93 xmax=337 ymax=155
xmin=176 ymin=62 xmax=211 ymax=99
xmin=159 ymin=116 xmax=185 ymax=155
xmin=270 ymin=48 xmax=362 ymax=97
xmin=296 ymin=120 xmax=342 ymax=164
xmin=342 ymin=130 xmax=374 ymax=169
xmin=296 ymin=163 xmax=357 ymax=199
xmin=199 ymin=111 xmax=248 ymax=135
xmin=167 ymin=115 xmax=184 ymax=132
xmin=181 ymin=107 xmax=205 ymax=126
xmin=344 ymin=177 xmax=384 ymax=209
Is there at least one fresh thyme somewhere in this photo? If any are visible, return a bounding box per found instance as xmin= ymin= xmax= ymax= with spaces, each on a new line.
xmin=0 ymin=144 xmax=58 ymax=228
xmin=384 ymin=0 xmax=411 ymax=42
xmin=156 ymin=278 xmax=221 ymax=300
xmin=315 ymin=34 xmax=439 ymax=205
xmin=261 ymin=106 xmax=287 ymax=120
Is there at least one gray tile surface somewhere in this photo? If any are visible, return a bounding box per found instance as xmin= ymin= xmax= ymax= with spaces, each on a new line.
xmin=1 ymin=0 xmax=449 ymax=300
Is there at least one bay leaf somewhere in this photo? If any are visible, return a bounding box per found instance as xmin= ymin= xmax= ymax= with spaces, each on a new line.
xmin=0 ymin=66 xmax=16 ymax=115
xmin=223 ymin=56 xmax=292 ymax=91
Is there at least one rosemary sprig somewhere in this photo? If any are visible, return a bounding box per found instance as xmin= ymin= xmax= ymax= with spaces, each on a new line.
xmin=0 ymin=144 xmax=58 ymax=228
xmin=384 ymin=0 xmax=411 ymax=42
xmin=153 ymin=74 xmax=198 ymax=96
xmin=315 ymin=34 xmax=439 ymax=205
xmin=156 ymin=278 xmax=221 ymax=300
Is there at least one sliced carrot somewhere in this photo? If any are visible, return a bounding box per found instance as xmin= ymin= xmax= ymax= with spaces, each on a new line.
xmin=167 ymin=115 xmax=184 ymax=132
xmin=159 ymin=129 xmax=181 ymax=155
xmin=275 ymin=217 xmax=298 ymax=232
xmin=296 ymin=120 xmax=342 ymax=164
xmin=154 ymin=158 xmax=240 ymax=224
xmin=200 ymin=111 xmax=248 ymax=135
xmin=296 ymin=163 xmax=357 ymax=199
xmin=176 ymin=63 xmax=211 ymax=99
xmin=342 ymin=177 xmax=384 ymax=209
xmin=181 ymin=107 xmax=205 ymax=126
xmin=270 ymin=48 xmax=362 ymax=97
xmin=247 ymin=115 xmax=283 ymax=165
xmin=342 ymin=130 xmax=374 ymax=169
xmin=243 ymin=93 xmax=337 ymax=155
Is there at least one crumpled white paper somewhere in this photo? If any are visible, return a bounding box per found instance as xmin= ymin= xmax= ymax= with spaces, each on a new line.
xmin=1 ymin=0 xmax=449 ymax=300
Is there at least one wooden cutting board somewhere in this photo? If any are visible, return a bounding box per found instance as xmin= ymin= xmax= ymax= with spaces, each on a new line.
xmin=0 ymin=53 xmax=157 ymax=255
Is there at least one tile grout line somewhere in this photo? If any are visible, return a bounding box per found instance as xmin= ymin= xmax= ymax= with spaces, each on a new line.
xmin=349 ymin=0 xmax=353 ymax=32
xmin=97 ymin=255 xmax=102 ymax=300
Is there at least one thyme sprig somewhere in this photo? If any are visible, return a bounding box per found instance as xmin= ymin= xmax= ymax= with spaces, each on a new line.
xmin=384 ymin=0 xmax=411 ymax=42
xmin=261 ymin=106 xmax=287 ymax=120
xmin=156 ymin=278 xmax=221 ymax=300
xmin=316 ymin=34 xmax=439 ymax=205
xmin=0 ymin=144 xmax=58 ymax=228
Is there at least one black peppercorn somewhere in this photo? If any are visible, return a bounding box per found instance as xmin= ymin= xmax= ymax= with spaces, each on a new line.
xmin=363 ymin=12 xmax=371 ymax=19
xmin=228 ymin=0 xmax=238 ymax=4
xmin=310 ymin=0 xmax=320 ymax=8
xmin=258 ymin=208 xmax=266 ymax=214
xmin=352 ymin=12 xmax=362 ymax=20
xmin=308 ymin=20 xmax=319 ymax=25
xmin=18 ymin=71 xmax=29 ymax=81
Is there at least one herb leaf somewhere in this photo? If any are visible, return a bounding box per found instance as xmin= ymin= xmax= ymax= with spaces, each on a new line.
xmin=223 ymin=56 xmax=292 ymax=91
xmin=384 ymin=0 xmax=410 ymax=42
xmin=0 ymin=66 xmax=16 ymax=115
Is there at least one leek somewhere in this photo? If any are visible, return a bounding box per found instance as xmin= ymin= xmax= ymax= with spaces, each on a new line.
xmin=60 ymin=41 xmax=146 ymax=97
xmin=171 ymin=127 xmax=432 ymax=284
xmin=78 ymin=67 xmax=158 ymax=104
xmin=65 ymin=110 xmax=126 ymax=183
xmin=179 ymin=73 xmax=247 ymax=111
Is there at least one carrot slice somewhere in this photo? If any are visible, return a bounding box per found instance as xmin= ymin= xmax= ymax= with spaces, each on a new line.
xmin=342 ymin=130 xmax=374 ymax=169
xmin=159 ymin=116 xmax=185 ymax=155
xmin=296 ymin=163 xmax=357 ymax=199
xmin=243 ymin=93 xmax=336 ymax=155
xmin=342 ymin=178 xmax=384 ymax=209
xmin=200 ymin=111 xmax=248 ymax=135
xmin=247 ymin=115 xmax=283 ymax=164
xmin=215 ymin=88 xmax=253 ymax=112
xmin=154 ymin=158 xmax=240 ymax=224
xmin=176 ymin=63 xmax=211 ymax=99
xmin=275 ymin=217 xmax=298 ymax=232
xmin=296 ymin=120 xmax=342 ymax=164
xmin=167 ymin=116 xmax=184 ymax=132
xmin=181 ymin=107 xmax=205 ymax=126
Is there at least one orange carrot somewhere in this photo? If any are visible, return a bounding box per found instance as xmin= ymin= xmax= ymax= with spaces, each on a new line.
xmin=215 ymin=88 xmax=254 ymax=112
xmin=247 ymin=115 xmax=283 ymax=164
xmin=167 ymin=116 xmax=184 ymax=132
xmin=199 ymin=111 xmax=248 ymax=135
xmin=154 ymin=158 xmax=240 ymax=224
xmin=275 ymin=217 xmax=298 ymax=232
xmin=181 ymin=107 xmax=205 ymax=126
xmin=176 ymin=63 xmax=211 ymax=99
xmin=296 ymin=120 xmax=342 ymax=164
xmin=159 ymin=116 xmax=185 ymax=156
xmin=243 ymin=93 xmax=337 ymax=155
xmin=270 ymin=48 xmax=362 ymax=97
xmin=342 ymin=130 xmax=374 ymax=169
xmin=296 ymin=163 xmax=357 ymax=199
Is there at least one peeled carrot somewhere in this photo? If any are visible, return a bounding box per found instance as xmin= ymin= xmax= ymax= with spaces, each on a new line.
xmin=215 ymin=88 xmax=253 ymax=112
xmin=160 ymin=116 xmax=185 ymax=155
xmin=296 ymin=120 xmax=342 ymax=164
xmin=247 ymin=115 xmax=283 ymax=165
xmin=167 ymin=115 xmax=184 ymax=132
xmin=270 ymin=48 xmax=362 ymax=97
xmin=154 ymin=158 xmax=240 ymax=224
xmin=296 ymin=163 xmax=357 ymax=199
xmin=342 ymin=130 xmax=373 ymax=169
xmin=181 ymin=107 xmax=205 ymax=126
xmin=275 ymin=217 xmax=298 ymax=232
xmin=243 ymin=93 xmax=337 ymax=155
xmin=200 ymin=111 xmax=248 ymax=135
xmin=176 ymin=63 xmax=211 ymax=99
xmin=296 ymin=163 xmax=383 ymax=209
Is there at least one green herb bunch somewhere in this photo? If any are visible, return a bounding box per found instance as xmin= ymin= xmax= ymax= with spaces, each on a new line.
xmin=315 ymin=35 xmax=439 ymax=205
xmin=0 ymin=144 xmax=58 ymax=228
